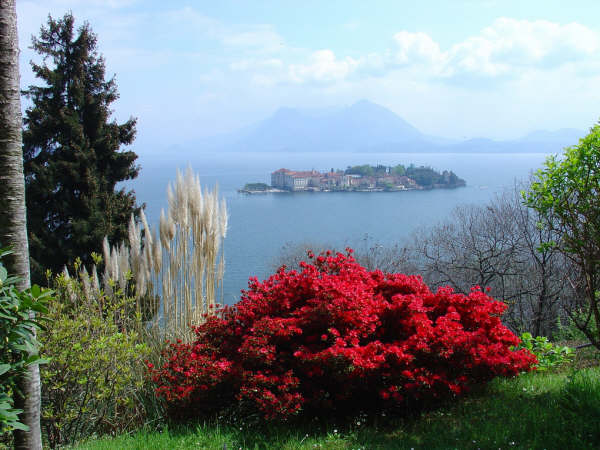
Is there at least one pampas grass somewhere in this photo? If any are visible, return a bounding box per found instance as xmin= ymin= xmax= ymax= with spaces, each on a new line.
xmin=100 ymin=167 xmax=228 ymax=341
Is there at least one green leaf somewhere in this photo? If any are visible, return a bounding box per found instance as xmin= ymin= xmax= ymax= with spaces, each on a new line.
xmin=12 ymin=341 xmax=35 ymax=353
xmin=30 ymin=284 xmax=41 ymax=298
xmin=10 ymin=421 xmax=30 ymax=431
xmin=25 ymin=356 xmax=50 ymax=366
xmin=0 ymin=363 xmax=12 ymax=376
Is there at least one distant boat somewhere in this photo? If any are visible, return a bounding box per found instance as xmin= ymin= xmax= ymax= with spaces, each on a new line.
xmin=479 ymin=185 xmax=489 ymax=190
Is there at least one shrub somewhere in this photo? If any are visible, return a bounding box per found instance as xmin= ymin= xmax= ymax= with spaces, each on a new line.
xmin=0 ymin=249 xmax=50 ymax=435
xmin=150 ymin=250 xmax=536 ymax=421
xmin=40 ymin=264 xmax=151 ymax=448
xmin=517 ymin=332 xmax=573 ymax=371
xmin=555 ymin=313 xmax=599 ymax=342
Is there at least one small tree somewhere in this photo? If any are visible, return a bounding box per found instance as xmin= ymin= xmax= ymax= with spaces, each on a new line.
xmin=525 ymin=123 xmax=600 ymax=348
xmin=22 ymin=13 xmax=140 ymax=282
xmin=414 ymin=186 xmax=568 ymax=337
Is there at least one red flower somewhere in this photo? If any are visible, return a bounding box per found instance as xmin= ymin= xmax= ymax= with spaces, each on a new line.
xmin=148 ymin=249 xmax=536 ymax=421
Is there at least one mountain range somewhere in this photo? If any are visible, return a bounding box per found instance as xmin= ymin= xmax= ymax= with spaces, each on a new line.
xmin=197 ymin=100 xmax=584 ymax=154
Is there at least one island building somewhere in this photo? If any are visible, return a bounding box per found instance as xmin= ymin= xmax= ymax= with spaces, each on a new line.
xmin=271 ymin=168 xmax=417 ymax=191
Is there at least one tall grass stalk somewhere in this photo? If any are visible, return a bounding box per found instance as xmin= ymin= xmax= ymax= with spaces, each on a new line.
xmin=100 ymin=167 xmax=227 ymax=341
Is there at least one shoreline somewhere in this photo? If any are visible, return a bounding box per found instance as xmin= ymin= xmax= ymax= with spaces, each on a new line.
xmin=242 ymin=164 xmax=466 ymax=194
xmin=238 ymin=183 xmax=466 ymax=194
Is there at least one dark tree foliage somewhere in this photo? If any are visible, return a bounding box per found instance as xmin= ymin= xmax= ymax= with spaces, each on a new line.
xmin=345 ymin=164 xmax=404 ymax=177
xmin=345 ymin=164 xmax=374 ymax=177
xmin=391 ymin=164 xmax=405 ymax=176
xmin=405 ymin=165 xmax=463 ymax=187
xmin=22 ymin=13 xmax=140 ymax=281
xmin=405 ymin=165 xmax=438 ymax=186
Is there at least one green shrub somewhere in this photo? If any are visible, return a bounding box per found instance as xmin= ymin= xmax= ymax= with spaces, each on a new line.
xmin=40 ymin=264 xmax=152 ymax=448
xmin=555 ymin=313 xmax=599 ymax=342
xmin=517 ymin=332 xmax=574 ymax=371
xmin=243 ymin=183 xmax=269 ymax=191
xmin=0 ymin=249 xmax=50 ymax=434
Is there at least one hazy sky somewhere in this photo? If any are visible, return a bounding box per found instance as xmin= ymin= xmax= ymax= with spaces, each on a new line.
xmin=16 ymin=0 xmax=600 ymax=154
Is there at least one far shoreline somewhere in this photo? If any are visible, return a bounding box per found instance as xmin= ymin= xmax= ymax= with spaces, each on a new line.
xmin=238 ymin=184 xmax=467 ymax=195
xmin=240 ymin=164 xmax=467 ymax=194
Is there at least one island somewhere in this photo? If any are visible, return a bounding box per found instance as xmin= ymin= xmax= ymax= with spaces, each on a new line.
xmin=239 ymin=164 xmax=466 ymax=193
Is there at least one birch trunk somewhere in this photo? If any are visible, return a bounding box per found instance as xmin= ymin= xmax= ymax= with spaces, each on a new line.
xmin=0 ymin=1 xmax=42 ymax=448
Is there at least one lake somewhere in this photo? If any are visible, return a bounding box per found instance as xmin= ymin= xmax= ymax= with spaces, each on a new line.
xmin=129 ymin=151 xmax=552 ymax=304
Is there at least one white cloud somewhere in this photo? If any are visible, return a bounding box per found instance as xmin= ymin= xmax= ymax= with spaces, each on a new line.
xmin=16 ymin=5 xmax=600 ymax=143
xmin=392 ymin=31 xmax=444 ymax=66
xmin=288 ymin=50 xmax=359 ymax=84
xmin=441 ymin=18 xmax=600 ymax=79
xmin=484 ymin=18 xmax=598 ymax=64
xmin=277 ymin=18 xmax=600 ymax=85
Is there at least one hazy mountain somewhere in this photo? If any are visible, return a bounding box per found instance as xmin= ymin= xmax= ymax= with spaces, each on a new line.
xmin=226 ymin=100 xmax=426 ymax=152
xmin=520 ymin=128 xmax=585 ymax=146
xmin=447 ymin=128 xmax=586 ymax=154
xmin=194 ymin=100 xmax=584 ymax=154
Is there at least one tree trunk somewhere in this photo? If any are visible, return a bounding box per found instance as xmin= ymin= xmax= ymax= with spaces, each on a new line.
xmin=0 ymin=1 xmax=42 ymax=448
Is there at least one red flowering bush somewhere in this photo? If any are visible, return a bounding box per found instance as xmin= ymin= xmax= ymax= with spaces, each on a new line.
xmin=149 ymin=250 xmax=536 ymax=420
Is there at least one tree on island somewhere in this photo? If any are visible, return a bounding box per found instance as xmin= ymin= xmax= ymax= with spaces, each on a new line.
xmin=405 ymin=165 xmax=437 ymax=186
xmin=405 ymin=165 xmax=463 ymax=187
xmin=345 ymin=164 xmax=375 ymax=177
xmin=243 ymin=182 xmax=269 ymax=191
xmin=22 ymin=13 xmax=141 ymax=281
xmin=391 ymin=164 xmax=406 ymax=176
xmin=344 ymin=164 xmax=462 ymax=188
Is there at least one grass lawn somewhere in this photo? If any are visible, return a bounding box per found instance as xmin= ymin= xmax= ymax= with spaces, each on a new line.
xmin=72 ymin=364 xmax=600 ymax=450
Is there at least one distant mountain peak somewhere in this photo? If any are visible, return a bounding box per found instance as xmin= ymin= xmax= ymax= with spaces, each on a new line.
xmin=349 ymin=99 xmax=391 ymax=111
xmin=351 ymin=98 xmax=377 ymax=107
xmin=195 ymin=100 xmax=586 ymax=154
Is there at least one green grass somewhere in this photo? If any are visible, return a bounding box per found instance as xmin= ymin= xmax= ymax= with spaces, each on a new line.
xmin=72 ymin=367 xmax=600 ymax=450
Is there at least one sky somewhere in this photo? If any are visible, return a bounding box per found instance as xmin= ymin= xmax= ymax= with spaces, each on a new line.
xmin=16 ymin=0 xmax=600 ymax=154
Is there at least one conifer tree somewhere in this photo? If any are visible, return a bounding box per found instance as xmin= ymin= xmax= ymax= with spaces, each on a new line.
xmin=22 ymin=13 xmax=141 ymax=281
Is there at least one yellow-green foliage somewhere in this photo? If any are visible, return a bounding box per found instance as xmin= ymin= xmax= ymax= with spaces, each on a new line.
xmin=517 ymin=333 xmax=574 ymax=371
xmin=40 ymin=265 xmax=151 ymax=448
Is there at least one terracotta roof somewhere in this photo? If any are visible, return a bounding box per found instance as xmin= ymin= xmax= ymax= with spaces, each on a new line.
xmin=290 ymin=170 xmax=318 ymax=178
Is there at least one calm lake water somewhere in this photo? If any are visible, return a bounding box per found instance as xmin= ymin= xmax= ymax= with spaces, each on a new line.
xmin=129 ymin=151 xmax=552 ymax=304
